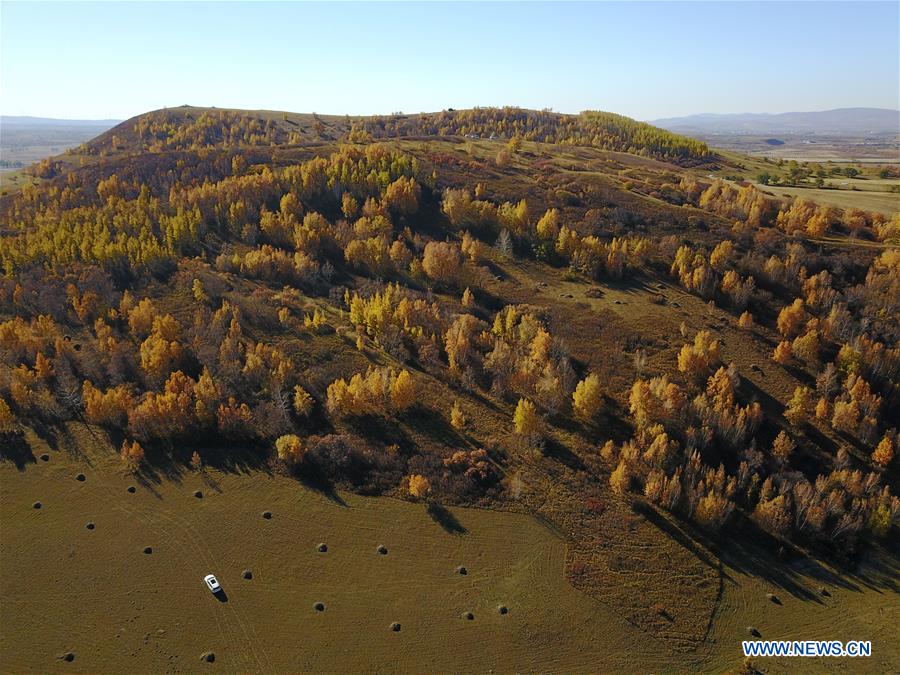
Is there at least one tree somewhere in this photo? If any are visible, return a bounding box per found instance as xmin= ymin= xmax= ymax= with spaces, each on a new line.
xmin=535 ymin=208 xmax=560 ymax=242
xmin=190 ymin=451 xmax=203 ymax=472
xmin=872 ymin=433 xmax=895 ymax=468
xmin=784 ymin=386 xmax=813 ymax=426
xmin=773 ymin=340 xmax=792 ymax=365
xmin=609 ymin=460 xmax=630 ymax=495
xmin=407 ymin=474 xmax=431 ymax=500
xmin=513 ymin=398 xmax=541 ymax=440
xmin=832 ymin=399 xmax=860 ymax=434
xmin=450 ymin=401 xmax=466 ymax=430
xmin=777 ymin=299 xmax=806 ymax=339
xmin=275 ymin=434 xmax=305 ymax=464
xmin=120 ymin=440 xmax=145 ymax=473
xmin=677 ymin=330 xmax=720 ymax=379
xmin=792 ymin=329 xmax=819 ymax=362
xmin=391 ymin=370 xmax=416 ymax=412
xmin=572 ymin=373 xmax=603 ymax=421
xmin=737 ymin=311 xmax=754 ymax=329
xmin=772 ymin=431 xmax=795 ymax=464
xmin=422 ymin=241 xmax=462 ymax=285
xmin=293 ymin=385 xmax=313 ymax=417
xmin=0 ymin=397 xmax=18 ymax=437
xmin=383 ymin=176 xmax=421 ymax=215
xmin=461 ymin=287 xmax=474 ymax=308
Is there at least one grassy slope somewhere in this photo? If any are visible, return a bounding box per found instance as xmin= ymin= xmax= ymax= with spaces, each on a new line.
xmin=1 ymin=109 xmax=897 ymax=672
xmin=3 ymin=426 xmax=897 ymax=673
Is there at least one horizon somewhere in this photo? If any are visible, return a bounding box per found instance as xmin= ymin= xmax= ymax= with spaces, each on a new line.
xmin=1 ymin=1 xmax=897 ymax=121
xmin=3 ymin=104 xmax=899 ymax=125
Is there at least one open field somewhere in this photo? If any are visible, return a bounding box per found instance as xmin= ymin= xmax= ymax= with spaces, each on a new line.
xmin=2 ymin=426 xmax=897 ymax=673
xmin=748 ymin=182 xmax=900 ymax=216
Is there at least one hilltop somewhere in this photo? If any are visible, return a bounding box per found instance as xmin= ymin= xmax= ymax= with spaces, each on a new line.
xmin=0 ymin=105 xmax=898 ymax=672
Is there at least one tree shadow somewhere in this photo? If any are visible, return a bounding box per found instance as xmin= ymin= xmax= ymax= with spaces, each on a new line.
xmin=0 ymin=435 xmax=35 ymax=471
xmin=295 ymin=465 xmax=349 ymax=507
xmin=542 ymin=436 xmax=587 ymax=473
xmin=426 ymin=502 xmax=467 ymax=535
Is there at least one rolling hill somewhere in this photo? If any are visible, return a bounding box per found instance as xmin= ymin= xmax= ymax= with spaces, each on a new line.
xmin=0 ymin=105 xmax=897 ymax=673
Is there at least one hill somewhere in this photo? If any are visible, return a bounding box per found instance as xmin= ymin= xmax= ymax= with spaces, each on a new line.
xmin=652 ymin=108 xmax=900 ymax=136
xmin=81 ymin=105 xmax=710 ymax=162
xmin=0 ymin=105 xmax=898 ymax=672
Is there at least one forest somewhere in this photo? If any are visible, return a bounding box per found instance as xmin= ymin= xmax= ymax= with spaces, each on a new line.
xmin=1 ymin=106 xmax=897 ymax=562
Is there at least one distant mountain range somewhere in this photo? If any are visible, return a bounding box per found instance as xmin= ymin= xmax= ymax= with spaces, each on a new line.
xmin=651 ymin=108 xmax=899 ymax=136
xmin=1 ymin=116 xmax=121 ymax=128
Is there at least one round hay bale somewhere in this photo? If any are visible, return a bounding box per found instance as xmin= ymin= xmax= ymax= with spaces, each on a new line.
xmin=33 ymin=501 xmax=42 ymax=509
xmin=59 ymin=652 xmax=75 ymax=662
xmin=747 ymin=626 xmax=761 ymax=637
xmin=200 ymin=651 xmax=215 ymax=663
xmin=193 ymin=490 xmax=203 ymax=499
xmin=463 ymin=611 xmax=474 ymax=621
xmin=313 ymin=602 xmax=325 ymax=612
xmin=820 ymin=586 xmax=830 ymax=597
xmin=242 ymin=569 xmax=252 ymax=580
xmin=376 ymin=544 xmax=388 ymax=555
xmin=39 ymin=454 xmax=49 ymax=462
xmin=390 ymin=622 xmax=401 ymax=632
xmin=85 ymin=522 xmax=95 ymax=530
xmin=766 ymin=592 xmax=780 ymax=604
xmin=127 ymin=486 xmax=136 ymax=494
xmin=75 ymin=473 xmax=86 ymax=482
xmin=317 ymin=542 xmax=328 ymax=553
xmin=143 ymin=546 xmax=153 ymax=555
xmin=498 ymin=605 xmax=509 ymax=615
xmin=456 ymin=566 xmax=467 ymax=576
xmin=262 ymin=511 xmax=272 ymax=520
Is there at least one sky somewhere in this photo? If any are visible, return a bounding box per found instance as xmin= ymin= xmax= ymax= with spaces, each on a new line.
xmin=1 ymin=1 xmax=898 ymax=121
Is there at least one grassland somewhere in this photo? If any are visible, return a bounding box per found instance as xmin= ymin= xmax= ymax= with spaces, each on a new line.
xmin=3 ymin=425 xmax=897 ymax=673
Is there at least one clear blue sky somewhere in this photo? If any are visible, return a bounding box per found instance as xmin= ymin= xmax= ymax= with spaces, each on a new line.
xmin=2 ymin=1 xmax=898 ymax=121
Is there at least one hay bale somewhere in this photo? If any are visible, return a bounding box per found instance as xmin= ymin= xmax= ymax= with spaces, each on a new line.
xmin=85 ymin=522 xmax=95 ymax=530
xmin=317 ymin=542 xmax=328 ymax=553
xmin=820 ymin=586 xmax=830 ymax=597
xmin=390 ymin=622 xmax=401 ymax=632
xmin=456 ymin=566 xmax=467 ymax=576
xmin=262 ymin=511 xmax=272 ymax=519
xmin=463 ymin=611 xmax=474 ymax=621
xmin=313 ymin=602 xmax=325 ymax=612
xmin=58 ymin=652 xmax=75 ymax=662
xmin=766 ymin=593 xmax=781 ymax=605
xmin=747 ymin=626 xmax=761 ymax=637
xmin=127 ymin=486 xmax=136 ymax=493
xmin=200 ymin=651 xmax=215 ymax=663
xmin=498 ymin=605 xmax=509 ymax=615
xmin=242 ymin=569 xmax=252 ymax=580
xmin=193 ymin=490 xmax=203 ymax=498
xmin=143 ymin=546 xmax=153 ymax=555
xmin=39 ymin=454 xmax=49 ymax=462
xmin=32 ymin=501 xmax=42 ymax=509
xmin=75 ymin=473 xmax=86 ymax=482
xmin=376 ymin=544 xmax=388 ymax=555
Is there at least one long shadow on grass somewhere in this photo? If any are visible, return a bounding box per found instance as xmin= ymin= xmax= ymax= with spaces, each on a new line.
xmin=0 ymin=434 xmax=35 ymax=471
xmin=426 ymin=502 xmax=467 ymax=535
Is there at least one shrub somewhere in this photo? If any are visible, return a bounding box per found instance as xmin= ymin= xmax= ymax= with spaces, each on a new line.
xmin=406 ymin=474 xmax=431 ymax=499
xmin=275 ymin=434 xmax=305 ymax=464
